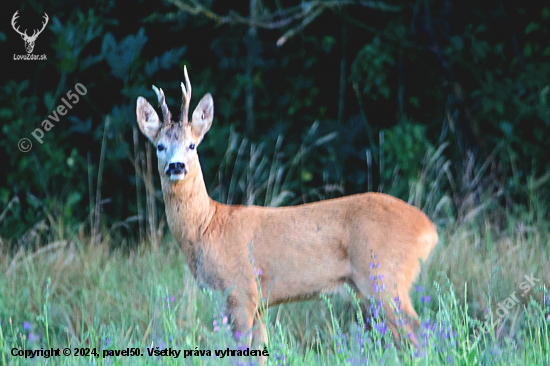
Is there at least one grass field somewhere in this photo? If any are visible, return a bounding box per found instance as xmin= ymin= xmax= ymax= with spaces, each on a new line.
xmin=1 ymin=136 xmax=549 ymax=365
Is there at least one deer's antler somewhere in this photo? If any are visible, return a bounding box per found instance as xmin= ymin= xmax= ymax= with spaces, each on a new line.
xmin=29 ymin=13 xmax=49 ymax=40
xmin=11 ymin=11 xmax=27 ymax=38
xmin=180 ymin=66 xmax=192 ymax=123
xmin=11 ymin=12 xmax=49 ymax=41
xmin=152 ymin=85 xmax=171 ymax=123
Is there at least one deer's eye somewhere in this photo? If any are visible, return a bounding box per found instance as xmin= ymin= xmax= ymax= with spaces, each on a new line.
xmin=189 ymin=143 xmax=196 ymax=150
xmin=157 ymin=144 xmax=166 ymax=152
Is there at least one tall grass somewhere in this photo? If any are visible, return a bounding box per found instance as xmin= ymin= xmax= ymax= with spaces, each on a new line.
xmin=0 ymin=239 xmax=547 ymax=365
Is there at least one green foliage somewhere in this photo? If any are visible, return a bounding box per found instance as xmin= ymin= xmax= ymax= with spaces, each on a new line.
xmin=381 ymin=120 xmax=434 ymax=197
xmin=351 ymin=37 xmax=395 ymax=100
xmin=102 ymin=28 xmax=148 ymax=80
xmin=50 ymin=10 xmax=104 ymax=74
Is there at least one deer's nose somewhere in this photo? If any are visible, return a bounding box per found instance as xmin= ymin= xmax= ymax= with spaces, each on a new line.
xmin=166 ymin=162 xmax=186 ymax=175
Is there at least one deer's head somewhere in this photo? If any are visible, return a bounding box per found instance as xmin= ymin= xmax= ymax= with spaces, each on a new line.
xmin=136 ymin=67 xmax=214 ymax=182
xmin=11 ymin=11 xmax=49 ymax=54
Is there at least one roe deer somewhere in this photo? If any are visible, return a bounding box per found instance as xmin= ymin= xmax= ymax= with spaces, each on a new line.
xmin=136 ymin=66 xmax=438 ymax=353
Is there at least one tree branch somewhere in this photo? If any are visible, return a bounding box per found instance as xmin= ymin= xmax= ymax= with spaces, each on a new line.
xmin=167 ymin=0 xmax=402 ymax=45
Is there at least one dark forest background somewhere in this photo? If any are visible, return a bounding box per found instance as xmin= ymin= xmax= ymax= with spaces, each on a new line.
xmin=1 ymin=0 xmax=550 ymax=246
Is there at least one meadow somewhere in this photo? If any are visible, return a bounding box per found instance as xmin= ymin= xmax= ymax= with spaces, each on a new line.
xmin=1 ymin=132 xmax=549 ymax=366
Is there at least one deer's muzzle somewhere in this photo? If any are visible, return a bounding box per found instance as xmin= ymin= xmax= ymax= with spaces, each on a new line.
xmin=166 ymin=162 xmax=187 ymax=180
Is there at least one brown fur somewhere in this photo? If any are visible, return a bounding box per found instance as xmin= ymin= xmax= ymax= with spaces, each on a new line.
xmin=136 ymin=69 xmax=438 ymax=357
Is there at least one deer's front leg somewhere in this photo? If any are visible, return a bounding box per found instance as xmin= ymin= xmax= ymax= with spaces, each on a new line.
xmin=226 ymin=283 xmax=258 ymax=345
xmin=252 ymin=316 xmax=268 ymax=349
xmin=226 ymin=282 xmax=268 ymax=364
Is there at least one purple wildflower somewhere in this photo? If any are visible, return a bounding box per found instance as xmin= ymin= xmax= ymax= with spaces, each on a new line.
xmin=23 ymin=321 xmax=31 ymax=331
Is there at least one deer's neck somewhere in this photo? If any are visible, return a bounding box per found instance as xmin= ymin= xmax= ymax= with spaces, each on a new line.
xmin=161 ymin=160 xmax=215 ymax=251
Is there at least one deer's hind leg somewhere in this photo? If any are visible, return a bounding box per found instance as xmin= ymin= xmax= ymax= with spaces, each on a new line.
xmin=351 ymin=265 xmax=420 ymax=348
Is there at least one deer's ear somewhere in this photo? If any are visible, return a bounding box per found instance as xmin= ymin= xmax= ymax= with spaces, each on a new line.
xmin=191 ymin=93 xmax=213 ymax=141
xmin=136 ymin=97 xmax=161 ymax=143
